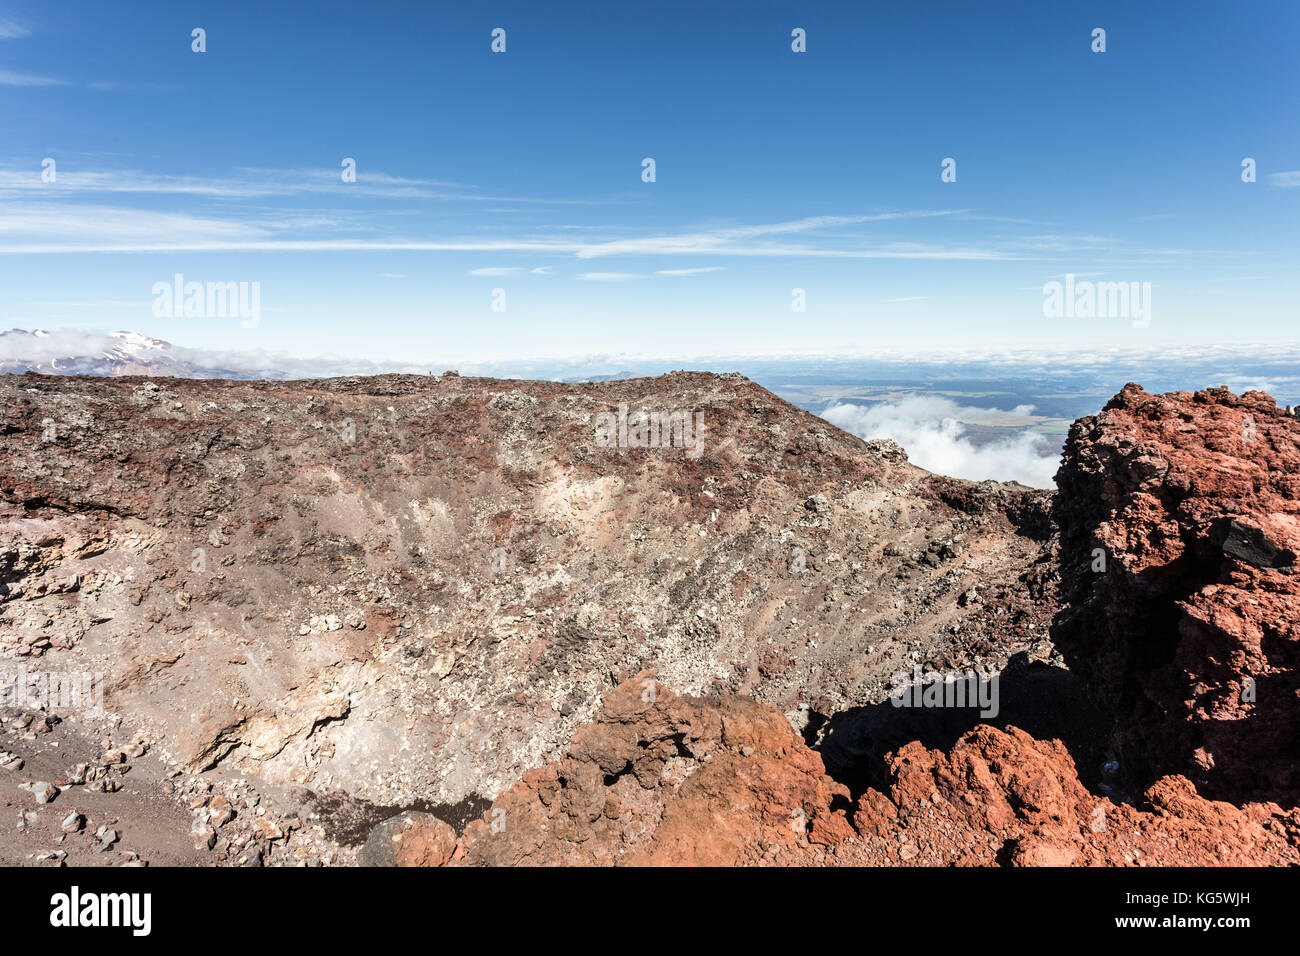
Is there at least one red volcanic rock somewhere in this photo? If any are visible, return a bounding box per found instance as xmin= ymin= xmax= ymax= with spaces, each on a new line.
xmin=1053 ymin=384 xmax=1300 ymax=804
xmin=447 ymin=678 xmax=1298 ymax=867
xmin=847 ymin=725 xmax=1300 ymax=866
xmin=453 ymin=671 xmax=854 ymax=866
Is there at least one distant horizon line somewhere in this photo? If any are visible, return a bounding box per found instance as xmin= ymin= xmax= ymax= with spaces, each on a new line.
xmin=5 ymin=325 xmax=1300 ymax=371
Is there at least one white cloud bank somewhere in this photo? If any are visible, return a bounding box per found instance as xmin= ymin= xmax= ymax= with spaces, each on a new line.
xmin=821 ymin=396 xmax=1061 ymax=489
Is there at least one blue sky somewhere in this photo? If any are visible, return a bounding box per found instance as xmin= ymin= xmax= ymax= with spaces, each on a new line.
xmin=1 ymin=0 xmax=1297 ymax=364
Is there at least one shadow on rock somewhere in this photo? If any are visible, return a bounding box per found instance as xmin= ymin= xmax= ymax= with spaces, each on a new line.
xmin=811 ymin=653 xmax=1113 ymax=799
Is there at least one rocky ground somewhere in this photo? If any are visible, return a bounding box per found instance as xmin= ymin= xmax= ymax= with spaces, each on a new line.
xmin=0 ymin=372 xmax=1294 ymax=866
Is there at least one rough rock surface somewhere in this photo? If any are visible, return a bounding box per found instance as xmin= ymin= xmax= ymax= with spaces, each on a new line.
xmin=847 ymin=725 xmax=1299 ymax=866
xmin=447 ymin=673 xmax=1299 ymax=866
xmin=453 ymin=670 xmax=854 ymax=865
xmin=0 ymin=371 xmax=1051 ymax=815
xmin=5 ymin=373 xmax=1296 ymax=867
xmin=359 ymin=811 xmax=457 ymax=867
xmin=1053 ymin=384 xmax=1300 ymax=805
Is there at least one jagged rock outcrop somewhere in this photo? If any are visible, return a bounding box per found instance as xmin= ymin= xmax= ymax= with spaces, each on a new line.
xmin=1053 ymin=384 xmax=1300 ymax=805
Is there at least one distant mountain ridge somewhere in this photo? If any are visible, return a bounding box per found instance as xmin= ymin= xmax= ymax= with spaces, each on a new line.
xmin=0 ymin=328 xmax=225 ymax=378
xmin=0 ymin=328 xmax=435 ymax=380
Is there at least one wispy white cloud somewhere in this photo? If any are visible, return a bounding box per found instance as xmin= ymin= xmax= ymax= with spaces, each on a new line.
xmin=10 ymin=299 xmax=148 ymax=308
xmin=469 ymin=265 xmax=555 ymax=276
xmin=573 ymin=211 xmax=982 ymax=259
xmin=1268 ymin=171 xmax=1300 ymax=188
xmin=0 ymin=17 xmax=30 ymax=38
xmin=886 ymin=295 xmax=927 ymax=302
xmin=86 ymin=80 xmax=179 ymax=93
xmin=683 ymin=243 xmax=1022 ymax=260
xmin=0 ymin=166 xmax=473 ymax=200
xmin=0 ymin=202 xmax=588 ymax=253
xmin=1014 ymin=234 xmax=1219 ymax=259
xmin=577 ymin=272 xmax=640 ymax=281
xmin=0 ymin=68 xmax=174 ymax=91
xmin=0 ymin=164 xmax=616 ymax=205
xmin=1016 ymin=233 xmax=1127 ymax=252
xmin=0 ymin=69 xmax=65 ymax=86
xmin=0 ymin=191 xmax=1207 ymax=268
xmin=0 ymin=202 xmax=269 ymax=244
xmin=0 ymin=238 xmax=587 ymax=254
xmin=950 ymin=213 xmax=1059 ymax=226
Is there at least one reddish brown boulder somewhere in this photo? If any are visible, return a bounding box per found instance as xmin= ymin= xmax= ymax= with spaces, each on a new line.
xmin=1053 ymin=384 xmax=1300 ymax=804
xmin=453 ymin=670 xmax=854 ymax=865
xmin=359 ymin=812 xmax=458 ymax=867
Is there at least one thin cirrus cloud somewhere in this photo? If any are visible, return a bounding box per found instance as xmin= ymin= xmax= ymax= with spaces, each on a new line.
xmin=0 ymin=165 xmax=1116 ymax=264
xmin=0 ymin=237 xmax=589 ymax=255
xmin=1268 ymin=171 xmax=1300 ymax=188
xmin=86 ymin=80 xmax=181 ymax=93
xmin=0 ymin=72 xmax=175 ymax=91
xmin=0 ymin=17 xmax=30 ymax=39
xmin=0 ymin=164 xmax=617 ymax=205
xmin=0 ymin=197 xmax=585 ymax=253
xmin=0 ymin=199 xmax=1022 ymax=260
xmin=579 ymin=268 xmax=723 ymax=280
xmin=467 ymin=266 xmax=559 ymax=276
xmin=0 ymin=166 xmax=481 ymax=200
xmin=569 ymin=217 xmax=1027 ymax=262
xmin=0 ymin=69 xmax=65 ymax=86
xmin=0 ymin=202 xmax=269 ymax=244
xmin=0 ymin=178 xmax=1203 ymax=267
xmin=0 ymin=215 xmax=1189 ymax=266
xmin=572 ymin=212 xmax=971 ymax=259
